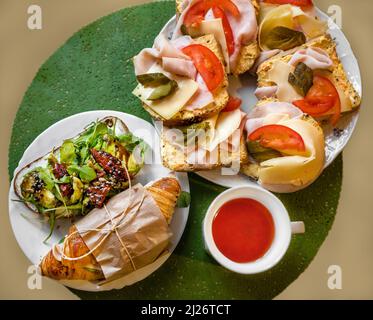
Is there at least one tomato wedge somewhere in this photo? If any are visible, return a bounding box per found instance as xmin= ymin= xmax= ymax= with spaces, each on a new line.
xmin=182 ymin=44 xmax=224 ymax=92
xmin=184 ymin=0 xmax=240 ymax=28
xmin=212 ymin=6 xmax=235 ymax=56
xmin=263 ymin=0 xmax=313 ymax=7
xmin=293 ymin=75 xmax=341 ymax=125
xmin=248 ymin=124 xmax=306 ymax=153
xmin=223 ymin=96 xmax=242 ymax=112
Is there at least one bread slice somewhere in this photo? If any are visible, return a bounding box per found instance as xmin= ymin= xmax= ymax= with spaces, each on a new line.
xmin=175 ymin=0 xmax=260 ymax=76
xmin=161 ymin=133 xmax=250 ymax=172
xmin=256 ymin=34 xmax=361 ymax=110
xmin=142 ymin=34 xmax=229 ymax=126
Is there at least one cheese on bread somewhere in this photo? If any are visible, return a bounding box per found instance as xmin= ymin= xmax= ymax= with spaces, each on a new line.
xmin=256 ymin=34 xmax=361 ymax=114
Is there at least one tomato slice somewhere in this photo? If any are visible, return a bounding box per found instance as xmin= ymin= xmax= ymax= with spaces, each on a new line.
xmin=212 ymin=6 xmax=235 ymax=56
xmin=223 ymin=96 xmax=242 ymax=112
xmin=263 ymin=0 xmax=313 ymax=7
xmin=182 ymin=44 xmax=224 ymax=92
xmin=293 ymin=96 xmax=335 ymax=116
xmin=293 ymin=75 xmax=341 ymax=125
xmin=248 ymin=124 xmax=306 ymax=153
xmin=184 ymin=0 xmax=240 ymax=28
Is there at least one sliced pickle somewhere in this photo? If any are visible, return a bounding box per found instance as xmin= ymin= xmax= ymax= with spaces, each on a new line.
xmin=247 ymin=141 xmax=282 ymax=163
xmin=147 ymin=80 xmax=178 ymax=100
xmin=265 ymin=26 xmax=306 ymax=51
xmin=136 ymin=73 xmax=171 ymax=87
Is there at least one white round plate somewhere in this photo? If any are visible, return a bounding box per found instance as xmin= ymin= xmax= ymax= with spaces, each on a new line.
xmin=159 ymin=8 xmax=362 ymax=189
xmin=8 ymin=110 xmax=190 ymax=292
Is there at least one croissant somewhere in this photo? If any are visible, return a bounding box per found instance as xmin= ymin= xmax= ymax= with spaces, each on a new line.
xmin=40 ymin=177 xmax=181 ymax=281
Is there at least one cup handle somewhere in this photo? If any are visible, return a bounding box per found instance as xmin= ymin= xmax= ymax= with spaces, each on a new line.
xmin=291 ymin=221 xmax=305 ymax=234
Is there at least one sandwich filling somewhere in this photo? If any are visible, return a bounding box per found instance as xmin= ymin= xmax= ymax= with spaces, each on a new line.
xmin=133 ymin=34 xmax=226 ymax=119
xmin=173 ymin=0 xmax=258 ymax=72
xmin=245 ymin=101 xmax=325 ymax=187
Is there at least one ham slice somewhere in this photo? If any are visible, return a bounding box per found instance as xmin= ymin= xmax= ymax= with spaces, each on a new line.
xmin=245 ymin=102 xmax=303 ymax=135
xmin=162 ymin=57 xmax=197 ymax=79
xmin=254 ymin=86 xmax=278 ymax=100
xmin=133 ymin=34 xmax=214 ymax=110
xmin=288 ymin=47 xmax=333 ymax=70
xmin=133 ymin=48 xmax=161 ymax=75
xmin=133 ymin=34 xmax=197 ymax=77
xmin=225 ymin=0 xmax=258 ymax=71
xmin=154 ymin=34 xmax=190 ymax=60
xmin=250 ymin=49 xmax=281 ymax=73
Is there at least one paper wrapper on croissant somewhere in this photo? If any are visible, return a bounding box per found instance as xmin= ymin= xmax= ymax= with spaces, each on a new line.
xmin=40 ymin=177 xmax=181 ymax=282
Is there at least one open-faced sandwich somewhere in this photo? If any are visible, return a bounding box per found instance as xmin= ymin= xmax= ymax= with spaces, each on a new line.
xmin=241 ymin=99 xmax=325 ymax=192
xmin=174 ymin=0 xmax=260 ymax=75
xmin=258 ymin=0 xmax=327 ymax=52
xmin=161 ymin=99 xmax=249 ymax=171
xmin=14 ymin=117 xmax=147 ymax=238
xmin=255 ymin=34 xmax=361 ymax=126
xmin=133 ymin=34 xmax=229 ymax=126
xmin=40 ymin=176 xmax=181 ymax=282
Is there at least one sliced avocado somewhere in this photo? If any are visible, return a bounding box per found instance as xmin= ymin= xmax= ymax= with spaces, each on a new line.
xmin=70 ymin=177 xmax=83 ymax=204
xmin=105 ymin=141 xmax=117 ymax=157
xmin=20 ymin=171 xmax=44 ymax=198
xmin=127 ymin=153 xmax=142 ymax=175
xmin=38 ymin=189 xmax=57 ymax=209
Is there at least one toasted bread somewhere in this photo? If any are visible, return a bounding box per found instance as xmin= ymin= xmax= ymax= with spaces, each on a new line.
xmin=161 ymin=133 xmax=250 ymax=172
xmin=142 ymin=34 xmax=229 ymax=126
xmin=175 ymin=0 xmax=260 ymax=76
xmin=256 ymin=34 xmax=361 ymax=110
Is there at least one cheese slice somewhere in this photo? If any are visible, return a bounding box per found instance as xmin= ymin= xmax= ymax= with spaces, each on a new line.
xmin=259 ymin=5 xmax=295 ymax=50
xmin=200 ymin=18 xmax=230 ymax=73
xmin=133 ymin=79 xmax=198 ymax=120
xmin=265 ymin=60 xmax=303 ymax=102
xmin=259 ymin=3 xmax=278 ymax=23
xmin=258 ymin=116 xmax=325 ymax=187
xmin=291 ymin=6 xmax=327 ymax=39
xmin=259 ymin=4 xmax=326 ymax=50
xmin=263 ymin=62 xmax=353 ymax=115
xmin=132 ymin=63 xmax=199 ymax=120
xmin=206 ymin=109 xmax=242 ymax=152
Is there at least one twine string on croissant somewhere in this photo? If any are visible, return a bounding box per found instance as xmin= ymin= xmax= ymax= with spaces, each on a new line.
xmin=55 ymin=160 xmax=139 ymax=272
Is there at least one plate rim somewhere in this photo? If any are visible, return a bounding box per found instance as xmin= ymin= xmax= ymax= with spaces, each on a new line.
xmin=8 ymin=110 xmax=190 ymax=292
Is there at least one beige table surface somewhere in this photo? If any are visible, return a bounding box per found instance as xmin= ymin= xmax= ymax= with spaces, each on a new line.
xmin=1 ymin=0 xmax=372 ymax=300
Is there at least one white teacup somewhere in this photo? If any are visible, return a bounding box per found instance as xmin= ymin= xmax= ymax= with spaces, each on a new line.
xmin=203 ymin=185 xmax=305 ymax=274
